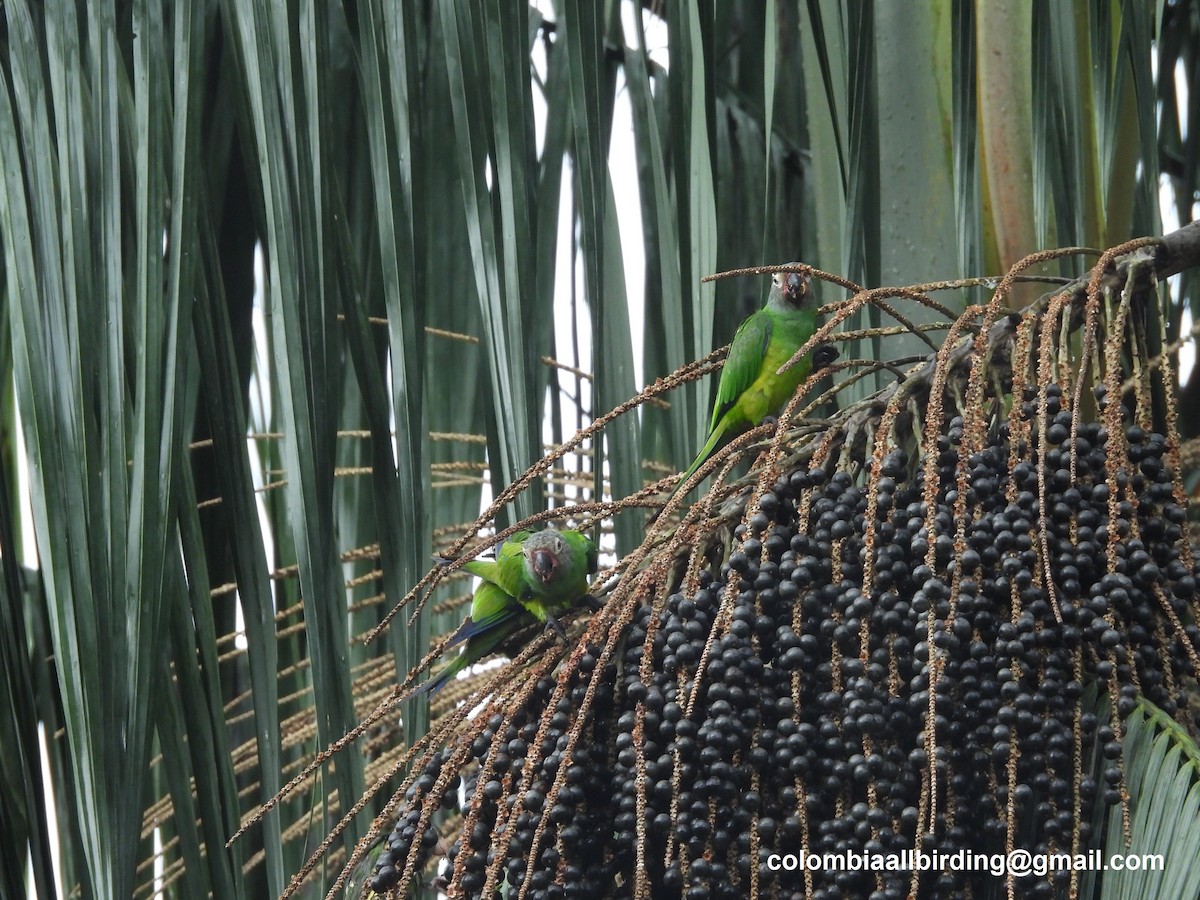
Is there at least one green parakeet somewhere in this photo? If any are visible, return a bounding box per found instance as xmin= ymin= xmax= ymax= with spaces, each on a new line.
xmin=417 ymin=528 xmax=599 ymax=694
xmin=461 ymin=528 xmax=598 ymax=620
xmin=674 ymin=266 xmax=822 ymax=497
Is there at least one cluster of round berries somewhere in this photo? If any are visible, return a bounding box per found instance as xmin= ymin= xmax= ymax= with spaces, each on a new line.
xmin=370 ymin=388 xmax=1196 ymax=899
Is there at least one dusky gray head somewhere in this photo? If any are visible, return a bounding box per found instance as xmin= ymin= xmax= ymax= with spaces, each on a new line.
xmin=523 ymin=529 xmax=567 ymax=584
xmin=768 ymin=263 xmax=811 ymax=311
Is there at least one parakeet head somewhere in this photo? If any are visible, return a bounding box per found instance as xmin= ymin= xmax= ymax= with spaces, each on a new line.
xmin=768 ymin=263 xmax=810 ymax=311
xmin=523 ymin=529 xmax=567 ymax=584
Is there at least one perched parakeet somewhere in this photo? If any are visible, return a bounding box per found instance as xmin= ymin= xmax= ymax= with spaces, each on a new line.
xmin=417 ymin=529 xmax=599 ymax=694
xmin=461 ymin=528 xmax=598 ymax=626
xmin=673 ymin=266 xmax=822 ymax=497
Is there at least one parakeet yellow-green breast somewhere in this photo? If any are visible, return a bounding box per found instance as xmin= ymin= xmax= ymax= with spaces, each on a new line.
xmin=675 ymin=265 xmax=819 ymax=496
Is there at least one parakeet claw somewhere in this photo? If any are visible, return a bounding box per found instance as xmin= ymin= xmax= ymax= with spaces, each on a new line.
xmin=432 ymin=554 xmax=454 ymax=567
xmin=578 ymin=593 xmax=601 ymax=611
xmin=762 ymin=415 xmax=779 ymax=428
xmin=812 ymin=344 xmax=839 ymax=370
xmin=545 ymin=616 xmax=569 ymax=644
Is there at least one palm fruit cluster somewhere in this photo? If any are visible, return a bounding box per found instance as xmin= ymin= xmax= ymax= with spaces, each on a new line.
xmin=360 ymin=382 xmax=1197 ymax=898
xmin=322 ymin=248 xmax=1199 ymax=900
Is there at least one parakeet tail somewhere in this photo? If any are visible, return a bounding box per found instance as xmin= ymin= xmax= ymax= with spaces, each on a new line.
xmin=413 ymin=655 xmax=466 ymax=696
xmin=663 ymin=423 xmax=727 ymax=509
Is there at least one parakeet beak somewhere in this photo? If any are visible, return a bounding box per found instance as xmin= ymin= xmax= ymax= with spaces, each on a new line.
xmin=784 ymin=272 xmax=809 ymax=302
xmin=531 ymin=548 xmax=559 ymax=583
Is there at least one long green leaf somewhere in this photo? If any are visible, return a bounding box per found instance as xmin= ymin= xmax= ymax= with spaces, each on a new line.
xmin=625 ymin=27 xmax=688 ymax=472
xmin=1102 ymin=699 xmax=1200 ymax=900
xmin=227 ymin=0 xmax=364 ymax=867
xmin=438 ymin=0 xmax=540 ymax=525
xmin=192 ymin=207 xmax=285 ymax=893
xmin=0 ymin=423 xmax=54 ymax=899
xmin=356 ymin=0 xmax=430 ymax=738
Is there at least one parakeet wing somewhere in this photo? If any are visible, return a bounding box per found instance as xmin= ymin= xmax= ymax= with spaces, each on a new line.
xmin=444 ymin=582 xmax=522 ymax=649
xmin=462 ymin=531 xmax=531 ymax=596
xmin=417 ymin=584 xmax=531 ymax=696
xmin=461 ymin=558 xmax=502 ymax=585
xmin=710 ymin=310 xmax=772 ymax=432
